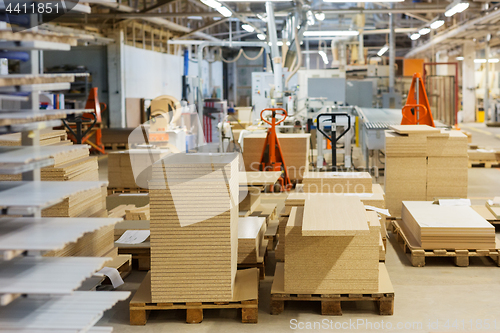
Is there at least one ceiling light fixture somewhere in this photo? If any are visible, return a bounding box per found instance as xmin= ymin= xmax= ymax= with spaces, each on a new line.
xmin=307 ymin=10 xmax=315 ymax=26
xmin=241 ymin=24 xmax=255 ymax=33
xmin=456 ymin=56 xmax=464 ymax=60
xmin=474 ymin=58 xmax=499 ymax=63
xmin=377 ymin=45 xmax=389 ymax=57
xmin=418 ymin=27 xmax=430 ymax=35
xmin=445 ymin=0 xmax=469 ymax=17
xmin=303 ymin=30 xmax=359 ymax=37
xmin=315 ymin=12 xmax=325 ymax=21
xmin=410 ymin=33 xmax=420 ymax=40
xmin=257 ymin=33 xmax=266 ymax=40
xmin=200 ymin=0 xmax=232 ymax=17
xmin=323 ymin=0 xmax=402 ymax=2
xmin=256 ymin=13 xmax=267 ymax=22
xmin=430 ymin=20 xmax=445 ymax=30
xmin=187 ymin=16 xmax=203 ymax=20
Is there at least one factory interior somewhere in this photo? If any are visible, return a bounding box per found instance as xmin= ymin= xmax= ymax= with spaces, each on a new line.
xmin=3 ymin=0 xmax=500 ymax=332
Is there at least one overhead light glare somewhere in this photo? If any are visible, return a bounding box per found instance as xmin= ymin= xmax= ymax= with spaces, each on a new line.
xmin=456 ymin=56 xmax=464 ymax=60
xmin=216 ymin=5 xmax=232 ymax=17
xmin=303 ymin=30 xmax=359 ymax=37
xmin=323 ymin=0 xmax=402 ymax=2
xmin=241 ymin=24 xmax=255 ymax=33
xmin=377 ymin=45 xmax=389 ymax=57
xmin=307 ymin=10 xmax=315 ymax=26
xmin=445 ymin=1 xmax=469 ymax=17
xmin=418 ymin=28 xmax=430 ymax=35
xmin=318 ymin=50 xmax=329 ymax=64
xmin=474 ymin=58 xmax=499 ymax=63
xmin=430 ymin=20 xmax=445 ymax=29
xmin=315 ymin=12 xmax=325 ymax=21
xmin=187 ymin=16 xmax=203 ymax=20
xmin=257 ymin=33 xmax=266 ymax=40
xmin=256 ymin=13 xmax=267 ymax=22
xmin=410 ymin=33 xmax=420 ymax=40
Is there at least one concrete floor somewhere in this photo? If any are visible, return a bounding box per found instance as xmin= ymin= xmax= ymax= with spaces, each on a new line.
xmin=96 ymin=123 xmax=500 ymax=332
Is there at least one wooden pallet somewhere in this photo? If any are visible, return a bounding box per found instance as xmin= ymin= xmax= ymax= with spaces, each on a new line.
xmin=104 ymin=143 xmax=130 ymax=151
xmin=130 ymin=269 xmax=259 ymax=325
xmin=107 ymin=187 xmax=149 ymax=195
xmin=468 ymin=160 xmax=500 ymax=168
xmin=391 ymin=220 xmax=500 ymax=267
xmin=270 ymin=263 xmax=394 ymax=316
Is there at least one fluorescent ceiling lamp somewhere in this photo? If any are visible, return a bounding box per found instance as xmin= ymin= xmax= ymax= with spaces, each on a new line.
xmin=318 ymin=50 xmax=329 ymax=64
xmin=303 ymin=30 xmax=359 ymax=37
xmin=456 ymin=56 xmax=464 ymax=60
xmin=213 ymin=17 xmax=221 ymax=20
xmin=241 ymin=24 xmax=255 ymax=33
xmin=200 ymin=0 xmax=232 ymax=17
xmin=269 ymin=41 xmax=284 ymax=46
xmin=445 ymin=1 xmax=469 ymax=17
xmin=216 ymin=5 xmax=232 ymax=17
xmin=187 ymin=16 xmax=203 ymax=20
xmin=223 ymin=0 xmax=290 ymax=1
xmin=315 ymin=12 xmax=325 ymax=21
xmin=307 ymin=10 xmax=315 ymax=26
xmin=419 ymin=27 xmax=430 ymax=35
xmin=257 ymin=33 xmax=266 ymax=40
xmin=377 ymin=45 xmax=389 ymax=57
xmin=474 ymin=58 xmax=499 ymax=63
xmin=256 ymin=13 xmax=267 ymax=22
xmin=410 ymin=33 xmax=420 ymax=40
xmin=430 ymin=20 xmax=445 ymax=30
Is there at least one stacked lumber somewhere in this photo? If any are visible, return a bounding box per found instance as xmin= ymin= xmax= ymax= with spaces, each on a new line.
xmin=125 ymin=204 xmax=150 ymax=220
xmin=0 ymin=129 xmax=68 ymax=146
xmin=302 ymin=172 xmax=372 ymax=193
xmin=284 ymin=196 xmax=381 ymax=293
xmin=467 ymin=145 xmax=500 ymax=165
xmin=108 ymin=149 xmax=170 ymax=189
xmin=149 ymin=153 xmax=239 ymax=302
xmin=385 ymin=125 xmax=468 ymax=217
xmin=109 ymin=204 xmax=137 ymax=219
xmin=486 ymin=197 xmax=500 ymax=219
xmin=242 ymin=133 xmax=310 ymax=181
xmin=277 ymin=181 xmax=386 ymax=261
xmin=42 ymin=186 xmax=106 ymax=217
xmin=401 ymin=201 xmax=496 ymax=249
xmin=238 ymin=217 xmax=266 ymax=264
xmin=239 ymin=187 xmax=261 ymax=217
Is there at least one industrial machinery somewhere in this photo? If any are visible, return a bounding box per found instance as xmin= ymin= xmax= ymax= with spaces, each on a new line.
xmin=259 ymin=108 xmax=292 ymax=191
xmin=401 ymin=73 xmax=435 ymax=126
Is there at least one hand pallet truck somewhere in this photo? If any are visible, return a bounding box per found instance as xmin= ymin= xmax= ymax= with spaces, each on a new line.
xmin=316 ymin=113 xmax=351 ymax=171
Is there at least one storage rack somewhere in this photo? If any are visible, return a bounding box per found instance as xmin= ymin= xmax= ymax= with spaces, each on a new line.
xmin=0 ymin=24 xmax=129 ymax=331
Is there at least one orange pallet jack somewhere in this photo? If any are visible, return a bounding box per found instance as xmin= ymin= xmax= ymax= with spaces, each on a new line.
xmin=63 ymin=87 xmax=107 ymax=154
xmin=401 ymin=73 xmax=435 ymax=127
xmin=259 ymin=108 xmax=292 ymax=191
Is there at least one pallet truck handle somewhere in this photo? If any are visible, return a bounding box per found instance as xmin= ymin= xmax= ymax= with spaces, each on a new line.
xmin=260 ymin=108 xmax=287 ymax=126
xmin=316 ymin=113 xmax=351 ymax=143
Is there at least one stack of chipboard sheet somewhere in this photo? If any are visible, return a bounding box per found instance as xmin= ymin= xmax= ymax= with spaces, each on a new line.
xmin=108 ymin=149 xmax=170 ymax=189
xmin=238 ymin=217 xmax=266 ymax=264
xmin=302 ymin=172 xmax=373 ymax=193
xmin=125 ymin=204 xmax=150 ymax=220
xmin=42 ymin=186 xmax=107 ymax=218
xmin=0 ymin=129 xmax=68 ymax=146
xmin=239 ymin=187 xmax=261 ymax=217
xmin=468 ymin=147 xmax=500 ymax=162
xmin=149 ymin=153 xmax=239 ymax=302
xmin=486 ymin=197 xmax=500 ymax=219
xmin=284 ymin=196 xmax=380 ymax=293
xmin=109 ymin=204 xmax=137 ymax=219
xmin=401 ymin=201 xmax=496 ymax=249
xmin=385 ymin=125 xmax=468 ymax=217
xmin=242 ymin=133 xmax=310 ymax=181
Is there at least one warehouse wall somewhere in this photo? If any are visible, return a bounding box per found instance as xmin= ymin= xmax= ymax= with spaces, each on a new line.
xmin=43 ymin=45 xmax=109 ymax=107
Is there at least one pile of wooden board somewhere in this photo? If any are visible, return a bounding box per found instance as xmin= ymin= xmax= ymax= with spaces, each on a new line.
xmin=276 ymin=180 xmax=387 ymax=261
xmin=302 ymin=171 xmax=373 ymax=193
xmin=385 ymin=125 xmax=468 ymax=217
xmin=401 ymin=201 xmax=496 ymax=249
xmin=242 ymin=133 xmax=310 ymax=181
xmin=125 ymin=204 xmax=150 ymax=220
xmin=239 ymin=187 xmax=261 ymax=217
xmin=238 ymin=217 xmax=266 ymax=264
xmin=283 ymin=196 xmax=382 ymax=293
xmin=108 ymin=149 xmax=170 ymax=189
xmin=468 ymin=145 xmax=500 ymax=167
xmin=149 ymin=153 xmax=239 ymax=302
xmin=486 ymin=197 xmax=500 ymax=219
xmin=0 ymin=129 xmax=68 ymax=146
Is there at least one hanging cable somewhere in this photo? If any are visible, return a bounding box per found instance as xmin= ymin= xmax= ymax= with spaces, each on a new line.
xmin=242 ymin=48 xmax=264 ymax=61
xmin=219 ymin=48 xmax=244 ymax=63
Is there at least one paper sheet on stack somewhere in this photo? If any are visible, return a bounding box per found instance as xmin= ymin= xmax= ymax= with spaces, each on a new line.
xmin=238 ymin=217 xmax=266 ymax=264
xmin=284 ymin=196 xmax=380 ymax=293
xmin=401 ymin=201 xmax=496 ymax=249
xmin=149 ymin=153 xmax=239 ymax=302
xmin=385 ymin=125 xmax=468 ymax=217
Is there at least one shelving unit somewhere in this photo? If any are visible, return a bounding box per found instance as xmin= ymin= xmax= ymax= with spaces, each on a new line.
xmin=0 ymin=23 xmax=129 ymax=332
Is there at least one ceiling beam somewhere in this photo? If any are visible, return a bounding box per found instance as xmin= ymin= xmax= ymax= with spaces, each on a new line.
xmin=177 ymin=18 xmax=229 ymax=39
xmin=140 ymin=0 xmax=177 ymax=13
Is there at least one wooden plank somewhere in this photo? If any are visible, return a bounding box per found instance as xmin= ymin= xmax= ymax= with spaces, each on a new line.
xmin=239 ymin=171 xmax=280 ymax=186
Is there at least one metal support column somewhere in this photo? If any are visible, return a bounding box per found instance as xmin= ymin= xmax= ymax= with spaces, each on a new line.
xmin=389 ymin=4 xmax=395 ymax=93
